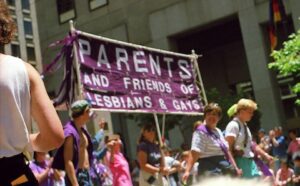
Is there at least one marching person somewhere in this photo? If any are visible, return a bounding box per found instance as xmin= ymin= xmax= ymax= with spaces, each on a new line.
xmin=0 ymin=1 xmax=64 ymax=185
xmin=137 ymin=123 xmax=169 ymax=186
xmin=52 ymin=100 xmax=94 ymax=186
xmin=182 ymin=103 xmax=242 ymax=183
xmin=225 ymin=98 xmax=260 ymax=178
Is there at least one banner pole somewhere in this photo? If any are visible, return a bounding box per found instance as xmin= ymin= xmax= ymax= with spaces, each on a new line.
xmin=162 ymin=114 xmax=166 ymax=141
xmin=191 ymin=49 xmax=208 ymax=105
xmin=153 ymin=113 xmax=170 ymax=186
xmin=69 ymin=20 xmax=83 ymax=100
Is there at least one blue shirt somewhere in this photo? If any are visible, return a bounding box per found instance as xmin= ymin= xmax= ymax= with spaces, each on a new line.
xmin=272 ymin=136 xmax=287 ymax=158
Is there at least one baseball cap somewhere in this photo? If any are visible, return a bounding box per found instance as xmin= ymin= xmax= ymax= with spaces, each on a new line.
xmin=71 ymin=100 xmax=90 ymax=117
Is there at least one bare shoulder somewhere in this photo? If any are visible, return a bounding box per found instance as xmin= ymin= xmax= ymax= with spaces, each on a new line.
xmin=23 ymin=62 xmax=40 ymax=81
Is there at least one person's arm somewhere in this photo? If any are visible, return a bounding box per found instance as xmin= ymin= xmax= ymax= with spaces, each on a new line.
xmin=63 ymin=136 xmax=78 ymax=186
xmin=94 ymin=147 xmax=108 ymax=160
xmin=227 ymin=149 xmax=242 ymax=176
xmin=137 ymin=150 xmax=160 ymax=174
xmin=31 ymin=165 xmax=50 ymax=183
xmin=182 ymin=150 xmax=200 ymax=183
xmin=25 ymin=63 xmax=64 ymax=151
xmin=275 ymin=169 xmax=283 ymax=186
xmin=255 ymin=144 xmax=274 ymax=163
xmin=226 ymin=136 xmax=235 ymax=153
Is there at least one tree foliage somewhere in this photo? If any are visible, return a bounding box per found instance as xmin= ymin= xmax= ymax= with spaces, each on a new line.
xmin=269 ymin=29 xmax=300 ymax=104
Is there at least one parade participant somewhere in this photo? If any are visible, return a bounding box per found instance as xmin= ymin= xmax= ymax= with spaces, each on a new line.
xmin=104 ymin=134 xmax=132 ymax=186
xmin=275 ymin=159 xmax=294 ymax=186
xmin=30 ymin=152 xmax=65 ymax=186
xmin=182 ymin=103 xmax=242 ymax=183
xmin=137 ymin=123 xmax=169 ymax=186
xmin=180 ymin=151 xmax=199 ymax=185
xmin=271 ymin=126 xmax=287 ymax=173
xmin=292 ymin=152 xmax=300 ymax=186
xmin=225 ymin=98 xmax=260 ymax=178
xmin=258 ymin=128 xmax=272 ymax=154
xmin=52 ymin=100 xmax=94 ymax=186
xmin=0 ymin=1 xmax=64 ymax=185
xmin=287 ymin=129 xmax=300 ymax=157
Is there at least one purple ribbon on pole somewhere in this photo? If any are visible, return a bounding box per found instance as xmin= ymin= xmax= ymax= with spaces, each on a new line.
xmin=41 ymin=31 xmax=79 ymax=107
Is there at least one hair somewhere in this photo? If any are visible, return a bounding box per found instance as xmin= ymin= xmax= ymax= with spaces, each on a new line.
xmin=288 ymin=129 xmax=297 ymax=135
xmin=236 ymin=98 xmax=257 ymax=113
xmin=280 ymin=159 xmax=289 ymax=168
xmin=193 ymin=120 xmax=203 ymax=131
xmin=204 ymin=103 xmax=222 ymax=118
xmin=0 ymin=0 xmax=16 ymax=45
xmin=138 ymin=123 xmax=156 ymax=144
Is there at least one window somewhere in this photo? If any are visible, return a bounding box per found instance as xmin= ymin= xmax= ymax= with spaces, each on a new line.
xmin=24 ymin=20 xmax=33 ymax=36
xmin=89 ymin=0 xmax=108 ymax=10
xmin=6 ymin=0 xmax=15 ymax=7
xmin=11 ymin=43 xmax=20 ymax=57
xmin=26 ymin=46 xmax=35 ymax=62
xmin=56 ymin=0 xmax=76 ymax=23
xmin=21 ymin=0 xmax=30 ymax=10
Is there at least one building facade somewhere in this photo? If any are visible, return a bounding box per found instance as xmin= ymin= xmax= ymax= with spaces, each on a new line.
xmin=2 ymin=0 xmax=42 ymax=72
xmin=35 ymin=0 xmax=300 ymax=160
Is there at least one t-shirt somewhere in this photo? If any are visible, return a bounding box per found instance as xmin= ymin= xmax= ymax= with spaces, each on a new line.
xmin=272 ymin=136 xmax=287 ymax=158
xmin=225 ymin=118 xmax=254 ymax=158
xmin=106 ymin=151 xmax=132 ymax=186
xmin=137 ymin=140 xmax=161 ymax=167
xmin=287 ymin=138 xmax=300 ymax=155
xmin=191 ymin=126 xmax=228 ymax=158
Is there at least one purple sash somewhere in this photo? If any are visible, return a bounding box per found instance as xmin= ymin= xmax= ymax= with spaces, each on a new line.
xmin=196 ymin=125 xmax=230 ymax=161
xmin=251 ymin=142 xmax=273 ymax=177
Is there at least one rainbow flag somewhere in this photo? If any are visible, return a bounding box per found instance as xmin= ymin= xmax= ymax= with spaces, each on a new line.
xmin=269 ymin=0 xmax=287 ymax=50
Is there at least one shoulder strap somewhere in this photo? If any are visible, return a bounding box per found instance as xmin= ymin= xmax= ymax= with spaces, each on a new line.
xmin=232 ymin=119 xmax=248 ymax=148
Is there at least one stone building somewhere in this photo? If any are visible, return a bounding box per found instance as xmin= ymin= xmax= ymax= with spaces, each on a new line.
xmin=34 ymin=0 xmax=300 ymax=160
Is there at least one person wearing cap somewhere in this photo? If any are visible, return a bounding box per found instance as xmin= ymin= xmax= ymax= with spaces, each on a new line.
xmin=52 ymin=100 xmax=94 ymax=186
xmin=0 ymin=1 xmax=64 ymax=185
xmin=225 ymin=98 xmax=260 ymax=178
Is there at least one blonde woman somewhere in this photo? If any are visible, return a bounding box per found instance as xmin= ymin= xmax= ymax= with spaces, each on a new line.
xmin=225 ymin=98 xmax=260 ymax=178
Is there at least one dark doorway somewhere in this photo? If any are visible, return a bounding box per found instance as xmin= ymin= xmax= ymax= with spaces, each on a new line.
xmin=173 ymin=17 xmax=251 ymax=96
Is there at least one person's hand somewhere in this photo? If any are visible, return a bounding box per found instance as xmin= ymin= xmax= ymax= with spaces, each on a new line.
xmin=181 ymin=171 xmax=190 ymax=185
xmin=52 ymin=169 xmax=62 ymax=181
xmin=269 ymin=131 xmax=275 ymax=139
xmin=107 ymin=140 xmax=115 ymax=148
xmin=266 ymin=154 xmax=274 ymax=164
xmin=159 ymin=167 xmax=170 ymax=176
xmin=98 ymin=119 xmax=106 ymax=129
xmin=235 ymin=168 xmax=243 ymax=177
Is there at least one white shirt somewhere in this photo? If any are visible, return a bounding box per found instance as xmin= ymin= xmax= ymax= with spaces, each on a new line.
xmin=191 ymin=124 xmax=228 ymax=158
xmin=0 ymin=55 xmax=31 ymax=158
xmin=225 ymin=117 xmax=254 ymax=158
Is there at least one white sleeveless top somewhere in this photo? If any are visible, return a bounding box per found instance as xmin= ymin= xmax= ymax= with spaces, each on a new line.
xmin=0 ymin=54 xmax=31 ymax=158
